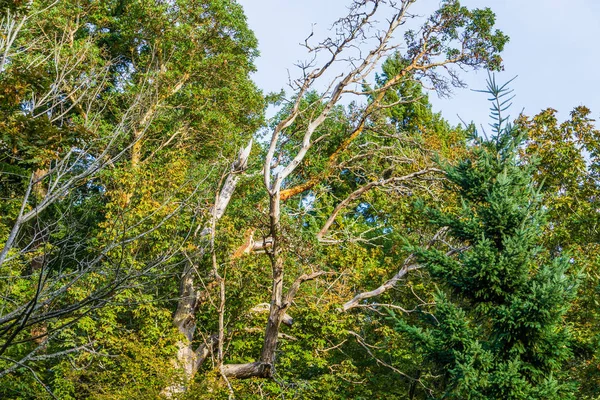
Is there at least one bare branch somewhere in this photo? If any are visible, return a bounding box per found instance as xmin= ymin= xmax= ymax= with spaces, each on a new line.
xmin=317 ymin=168 xmax=443 ymax=240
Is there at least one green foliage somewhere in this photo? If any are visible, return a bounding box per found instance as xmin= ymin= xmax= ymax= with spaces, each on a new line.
xmin=3 ymin=1 xmax=597 ymax=399
xmin=404 ymin=0 xmax=508 ymax=93
xmin=520 ymin=106 xmax=600 ymax=399
xmin=393 ymin=79 xmax=579 ymax=399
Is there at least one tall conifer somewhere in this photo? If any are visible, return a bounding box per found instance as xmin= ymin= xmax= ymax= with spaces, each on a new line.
xmin=396 ymin=77 xmax=578 ymax=399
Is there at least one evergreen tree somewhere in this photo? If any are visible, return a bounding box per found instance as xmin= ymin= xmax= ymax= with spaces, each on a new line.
xmin=395 ymin=77 xmax=578 ymax=399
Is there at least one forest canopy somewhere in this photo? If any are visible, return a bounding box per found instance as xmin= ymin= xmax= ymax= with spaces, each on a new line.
xmin=0 ymin=1 xmax=598 ymax=399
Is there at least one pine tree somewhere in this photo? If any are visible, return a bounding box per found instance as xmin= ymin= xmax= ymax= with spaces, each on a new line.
xmin=395 ymin=77 xmax=578 ymax=399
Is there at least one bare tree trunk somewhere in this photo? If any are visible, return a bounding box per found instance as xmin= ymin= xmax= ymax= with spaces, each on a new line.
xmin=171 ymin=262 xmax=202 ymax=378
xmin=163 ymin=140 xmax=252 ymax=396
xmin=220 ymin=269 xmax=329 ymax=379
xmin=260 ymin=192 xmax=282 ymax=368
xmin=220 ymin=362 xmax=270 ymax=379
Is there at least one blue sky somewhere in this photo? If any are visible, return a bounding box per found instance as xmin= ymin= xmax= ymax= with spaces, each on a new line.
xmin=237 ymin=0 xmax=600 ymax=128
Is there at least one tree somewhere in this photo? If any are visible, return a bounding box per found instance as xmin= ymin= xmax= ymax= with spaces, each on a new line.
xmin=167 ymin=0 xmax=507 ymax=391
xmin=392 ymin=78 xmax=578 ymax=399
xmin=0 ymin=1 xmax=263 ymax=395
xmin=520 ymin=106 xmax=600 ymax=399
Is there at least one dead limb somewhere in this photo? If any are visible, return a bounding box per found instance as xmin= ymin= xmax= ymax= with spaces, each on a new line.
xmin=342 ymin=228 xmax=472 ymax=312
xmin=317 ymin=168 xmax=443 ymax=241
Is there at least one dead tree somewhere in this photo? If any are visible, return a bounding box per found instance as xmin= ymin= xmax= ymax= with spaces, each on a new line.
xmin=215 ymin=0 xmax=507 ymax=381
xmin=161 ymin=0 xmax=507 ymax=393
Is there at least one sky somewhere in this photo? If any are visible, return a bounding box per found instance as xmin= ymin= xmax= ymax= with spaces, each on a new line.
xmin=237 ymin=0 xmax=600 ymax=128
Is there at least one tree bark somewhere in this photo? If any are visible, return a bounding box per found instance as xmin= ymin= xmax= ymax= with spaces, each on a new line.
xmin=163 ymin=140 xmax=252 ymax=395
xmin=259 ymin=192 xmax=284 ymax=373
xmin=220 ymin=362 xmax=271 ymax=379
